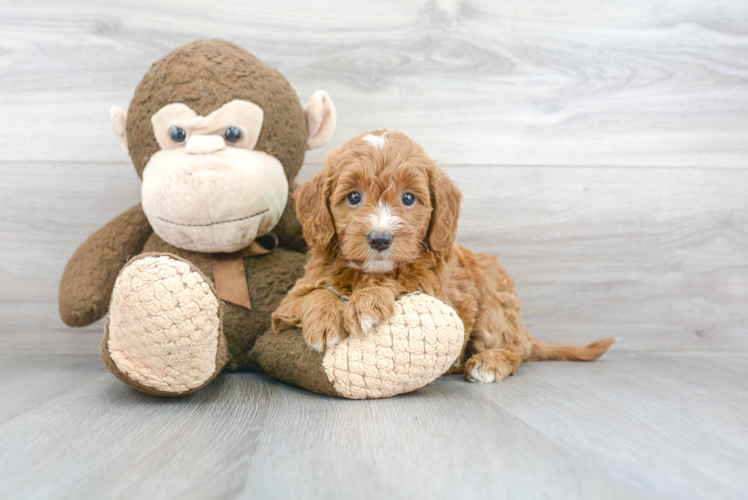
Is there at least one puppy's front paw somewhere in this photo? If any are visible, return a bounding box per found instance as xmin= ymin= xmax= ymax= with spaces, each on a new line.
xmin=343 ymin=289 xmax=396 ymax=337
xmin=302 ymin=305 xmax=346 ymax=352
xmin=271 ymin=301 xmax=300 ymax=333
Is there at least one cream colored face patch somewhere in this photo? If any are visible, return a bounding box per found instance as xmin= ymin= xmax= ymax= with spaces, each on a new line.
xmin=141 ymin=101 xmax=289 ymax=253
xmin=151 ymin=100 xmax=264 ymax=151
xmin=142 ymin=147 xmax=288 ymax=253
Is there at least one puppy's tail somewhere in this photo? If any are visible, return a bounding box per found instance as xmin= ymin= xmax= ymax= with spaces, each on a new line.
xmin=527 ymin=336 xmax=618 ymax=362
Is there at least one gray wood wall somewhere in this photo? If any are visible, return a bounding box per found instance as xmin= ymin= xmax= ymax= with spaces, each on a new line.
xmin=1 ymin=0 xmax=746 ymax=354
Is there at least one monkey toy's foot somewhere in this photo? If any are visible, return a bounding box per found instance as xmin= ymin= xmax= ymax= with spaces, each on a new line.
xmin=102 ymin=253 xmax=227 ymax=396
xmin=253 ymin=292 xmax=466 ymax=399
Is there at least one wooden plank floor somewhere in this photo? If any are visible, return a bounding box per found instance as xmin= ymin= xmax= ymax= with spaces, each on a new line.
xmin=1 ymin=351 xmax=746 ymax=500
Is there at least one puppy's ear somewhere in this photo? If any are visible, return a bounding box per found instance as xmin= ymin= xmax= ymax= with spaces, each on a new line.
xmin=294 ymin=170 xmax=336 ymax=248
xmin=426 ymin=164 xmax=462 ymax=254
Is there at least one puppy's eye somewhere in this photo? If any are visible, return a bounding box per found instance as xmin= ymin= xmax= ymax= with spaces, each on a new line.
xmin=346 ymin=192 xmax=362 ymax=207
xmin=169 ymin=126 xmax=187 ymax=143
xmin=223 ymin=126 xmax=243 ymax=143
xmin=402 ymin=192 xmax=416 ymax=207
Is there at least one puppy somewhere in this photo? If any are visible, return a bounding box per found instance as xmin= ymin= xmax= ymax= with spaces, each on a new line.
xmin=272 ymin=130 xmax=616 ymax=383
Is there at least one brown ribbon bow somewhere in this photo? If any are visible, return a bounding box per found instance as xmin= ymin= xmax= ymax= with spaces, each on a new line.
xmin=210 ymin=233 xmax=278 ymax=310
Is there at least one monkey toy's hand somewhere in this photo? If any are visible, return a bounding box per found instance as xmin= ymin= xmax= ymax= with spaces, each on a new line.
xmin=342 ymin=287 xmax=397 ymax=338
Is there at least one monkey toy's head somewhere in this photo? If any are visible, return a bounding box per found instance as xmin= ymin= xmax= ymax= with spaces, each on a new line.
xmin=110 ymin=40 xmax=335 ymax=253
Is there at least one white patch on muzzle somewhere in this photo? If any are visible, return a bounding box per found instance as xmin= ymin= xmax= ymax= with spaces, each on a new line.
xmin=353 ymin=202 xmax=402 ymax=274
xmin=361 ymin=260 xmax=395 ymax=273
xmin=367 ymin=202 xmax=403 ymax=234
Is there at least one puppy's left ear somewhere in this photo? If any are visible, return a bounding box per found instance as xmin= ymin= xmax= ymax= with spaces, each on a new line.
xmin=294 ymin=169 xmax=336 ymax=248
xmin=427 ymin=164 xmax=462 ymax=254
xmin=304 ymin=90 xmax=336 ymax=150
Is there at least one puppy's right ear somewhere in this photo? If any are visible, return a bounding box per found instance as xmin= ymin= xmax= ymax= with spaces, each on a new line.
xmin=294 ymin=170 xmax=335 ymax=248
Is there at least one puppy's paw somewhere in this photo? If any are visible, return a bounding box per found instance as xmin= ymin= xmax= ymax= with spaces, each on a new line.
xmin=271 ymin=301 xmax=300 ymax=333
xmin=301 ymin=305 xmax=346 ymax=352
xmin=343 ymin=289 xmax=396 ymax=337
xmin=463 ymin=350 xmax=520 ymax=384
xmin=357 ymin=313 xmax=377 ymax=335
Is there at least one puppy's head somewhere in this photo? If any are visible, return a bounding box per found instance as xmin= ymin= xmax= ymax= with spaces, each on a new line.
xmin=294 ymin=129 xmax=461 ymax=273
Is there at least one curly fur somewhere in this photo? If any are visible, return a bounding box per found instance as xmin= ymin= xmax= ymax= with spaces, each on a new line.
xmin=273 ymin=130 xmax=616 ymax=382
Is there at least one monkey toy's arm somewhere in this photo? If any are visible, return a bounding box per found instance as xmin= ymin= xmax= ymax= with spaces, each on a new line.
xmin=272 ymin=184 xmax=309 ymax=253
xmin=59 ymin=204 xmax=153 ymax=327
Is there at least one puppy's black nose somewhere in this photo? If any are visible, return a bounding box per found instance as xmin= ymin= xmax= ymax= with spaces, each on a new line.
xmin=367 ymin=231 xmax=392 ymax=251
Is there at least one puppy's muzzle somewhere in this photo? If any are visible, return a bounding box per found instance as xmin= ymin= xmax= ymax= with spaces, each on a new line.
xmin=367 ymin=231 xmax=392 ymax=251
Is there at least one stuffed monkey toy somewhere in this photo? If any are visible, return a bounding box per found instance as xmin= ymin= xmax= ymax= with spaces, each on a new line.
xmin=59 ymin=40 xmax=464 ymax=399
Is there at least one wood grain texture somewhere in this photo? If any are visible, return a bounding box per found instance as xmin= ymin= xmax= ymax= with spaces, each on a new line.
xmin=3 ymin=161 xmax=746 ymax=353
xmin=0 ymin=352 xmax=746 ymax=499
xmin=0 ymin=2 xmax=747 ymax=352
xmin=0 ymin=0 xmax=747 ymax=166
xmin=2 ymin=3 xmax=747 ymax=499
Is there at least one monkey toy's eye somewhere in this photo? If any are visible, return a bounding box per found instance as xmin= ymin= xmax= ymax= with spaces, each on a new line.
xmin=402 ymin=192 xmax=416 ymax=207
xmin=346 ymin=192 xmax=362 ymax=207
xmin=169 ymin=126 xmax=187 ymax=143
xmin=223 ymin=126 xmax=243 ymax=143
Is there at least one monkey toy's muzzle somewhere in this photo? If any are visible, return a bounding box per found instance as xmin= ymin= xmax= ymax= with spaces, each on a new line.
xmin=141 ymin=146 xmax=288 ymax=253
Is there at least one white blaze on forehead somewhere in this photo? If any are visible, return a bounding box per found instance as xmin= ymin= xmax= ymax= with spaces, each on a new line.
xmin=362 ymin=133 xmax=388 ymax=150
xmin=368 ymin=201 xmax=403 ymax=233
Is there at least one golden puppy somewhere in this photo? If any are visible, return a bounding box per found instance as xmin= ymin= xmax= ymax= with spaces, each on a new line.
xmin=272 ymin=130 xmax=616 ymax=383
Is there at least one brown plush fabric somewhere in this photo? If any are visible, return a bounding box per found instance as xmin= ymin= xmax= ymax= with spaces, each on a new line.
xmin=251 ymin=329 xmax=341 ymax=397
xmin=142 ymin=233 xmax=307 ymax=371
xmin=61 ymin=40 xmax=331 ymax=397
xmin=59 ymin=204 xmax=152 ymax=327
xmin=273 ymin=185 xmax=308 ymax=253
xmin=126 ymin=39 xmax=307 ymax=183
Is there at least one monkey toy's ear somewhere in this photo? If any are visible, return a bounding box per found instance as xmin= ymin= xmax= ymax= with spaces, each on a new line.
xmin=110 ymin=106 xmax=129 ymax=154
xmin=303 ymin=90 xmax=336 ymax=150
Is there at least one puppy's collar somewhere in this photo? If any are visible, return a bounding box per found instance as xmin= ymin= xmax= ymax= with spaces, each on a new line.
xmin=326 ymin=287 xmax=425 ymax=305
xmin=325 ymin=286 xmax=350 ymax=304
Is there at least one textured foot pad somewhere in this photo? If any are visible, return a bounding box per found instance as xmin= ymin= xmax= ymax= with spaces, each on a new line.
xmin=322 ymin=293 xmax=465 ymax=399
xmin=107 ymin=255 xmax=222 ymax=394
